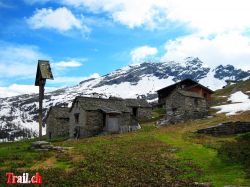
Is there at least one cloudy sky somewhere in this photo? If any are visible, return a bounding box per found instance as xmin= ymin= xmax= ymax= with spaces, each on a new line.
xmin=1 ymin=0 xmax=250 ymax=97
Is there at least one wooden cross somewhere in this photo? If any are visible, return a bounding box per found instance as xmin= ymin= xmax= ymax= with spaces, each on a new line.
xmin=35 ymin=60 xmax=53 ymax=140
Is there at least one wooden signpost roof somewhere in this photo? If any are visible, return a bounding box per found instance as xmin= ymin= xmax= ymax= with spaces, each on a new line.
xmin=35 ymin=60 xmax=53 ymax=86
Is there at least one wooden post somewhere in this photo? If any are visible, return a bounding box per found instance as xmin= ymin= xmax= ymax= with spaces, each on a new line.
xmin=38 ymin=79 xmax=45 ymax=140
xmin=35 ymin=60 xmax=53 ymax=140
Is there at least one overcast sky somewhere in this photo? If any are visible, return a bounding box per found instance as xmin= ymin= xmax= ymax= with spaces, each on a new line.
xmin=1 ymin=0 xmax=250 ymax=97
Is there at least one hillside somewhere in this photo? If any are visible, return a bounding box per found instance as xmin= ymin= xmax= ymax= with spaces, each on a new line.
xmin=0 ymin=111 xmax=250 ymax=186
xmin=0 ymin=57 xmax=250 ymax=140
xmin=1 ymin=80 xmax=250 ymax=186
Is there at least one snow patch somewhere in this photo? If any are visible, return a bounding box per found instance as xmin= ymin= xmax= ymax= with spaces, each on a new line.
xmin=199 ymin=70 xmax=226 ymax=90
xmin=213 ymin=91 xmax=250 ymax=115
xmin=228 ymin=91 xmax=250 ymax=103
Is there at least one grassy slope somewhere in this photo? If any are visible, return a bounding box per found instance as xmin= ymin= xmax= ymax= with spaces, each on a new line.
xmin=0 ymin=112 xmax=250 ymax=186
xmin=211 ymin=79 xmax=250 ymax=106
xmin=214 ymin=79 xmax=250 ymax=97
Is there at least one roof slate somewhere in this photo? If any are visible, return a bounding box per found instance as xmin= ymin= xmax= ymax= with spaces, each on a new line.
xmin=157 ymin=78 xmax=214 ymax=93
xmin=47 ymin=106 xmax=70 ymax=119
xmin=76 ymin=97 xmax=130 ymax=113
xmin=177 ymin=90 xmax=203 ymax=98
xmin=124 ymin=99 xmax=152 ymax=108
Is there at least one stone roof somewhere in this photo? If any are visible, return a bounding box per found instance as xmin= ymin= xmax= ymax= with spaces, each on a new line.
xmin=177 ymin=90 xmax=203 ymax=98
xmin=157 ymin=78 xmax=214 ymax=94
xmin=124 ymin=99 xmax=152 ymax=108
xmin=74 ymin=96 xmax=130 ymax=113
xmin=47 ymin=106 xmax=70 ymax=120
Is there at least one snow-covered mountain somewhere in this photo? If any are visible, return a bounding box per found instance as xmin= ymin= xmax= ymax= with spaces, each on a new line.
xmin=0 ymin=57 xmax=250 ymax=140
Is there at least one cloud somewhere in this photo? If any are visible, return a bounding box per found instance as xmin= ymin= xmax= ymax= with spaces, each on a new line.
xmin=53 ymin=60 xmax=83 ymax=68
xmin=0 ymin=84 xmax=56 ymax=98
xmin=161 ymin=33 xmax=250 ymax=69
xmin=0 ymin=41 xmax=49 ymax=78
xmin=162 ymin=0 xmax=250 ymax=35
xmin=27 ymin=7 xmax=89 ymax=32
xmin=0 ymin=73 xmax=100 ymax=98
xmin=130 ymin=45 xmax=158 ymax=63
xmin=30 ymin=0 xmax=250 ymax=33
xmin=52 ymin=0 xmax=166 ymax=29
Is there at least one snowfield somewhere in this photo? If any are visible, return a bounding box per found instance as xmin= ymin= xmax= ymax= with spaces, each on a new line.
xmin=213 ymin=91 xmax=250 ymax=115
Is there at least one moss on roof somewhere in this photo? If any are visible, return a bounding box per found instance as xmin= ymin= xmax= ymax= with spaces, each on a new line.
xmin=177 ymin=90 xmax=203 ymax=98
xmin=76 ymin=97 xmax=130 ymax=113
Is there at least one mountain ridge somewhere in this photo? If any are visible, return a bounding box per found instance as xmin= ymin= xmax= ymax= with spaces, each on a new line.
xmin=0 ymin=57 xmax=250 ymax=141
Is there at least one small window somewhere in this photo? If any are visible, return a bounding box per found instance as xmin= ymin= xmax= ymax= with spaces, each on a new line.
xmin=132 ymin=107 xmax=138 ymax=117
xmin=74 ymin=113 xmax=79 ymax=124
xmin=49 ymin=132 xmax=52 ymax=139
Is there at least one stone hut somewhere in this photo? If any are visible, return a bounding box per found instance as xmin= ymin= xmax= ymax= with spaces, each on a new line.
xmin=124 ymin=99 xmax=152 ymax=121
xmin=69 ymin=96 xmax=141 ymax=139
xmin=157 ymin=79 xmax=214 ymax=107
xmin=46 ymin=106 xmax=69 ymax=139
xmin=164 ymin=90 xmax=208 ymax=123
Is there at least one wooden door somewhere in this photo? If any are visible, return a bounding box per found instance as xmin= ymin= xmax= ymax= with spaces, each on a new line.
xmin=107 ymin=117 xmax=119 ymax=132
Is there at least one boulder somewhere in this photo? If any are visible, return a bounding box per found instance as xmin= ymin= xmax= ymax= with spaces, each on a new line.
xmin=30 ymin=141 xmax=52 ymax=150
xmin=29 ymin=141 xmax=73 ymax=151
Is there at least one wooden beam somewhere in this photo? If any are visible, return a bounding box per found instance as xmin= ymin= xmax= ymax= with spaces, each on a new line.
xmin=38 ymin=78 xmax=45 ymax=140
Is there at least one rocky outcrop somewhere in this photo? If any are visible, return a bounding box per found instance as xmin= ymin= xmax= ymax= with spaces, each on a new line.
xmin=196 ymin=121 xmax=250 ymax=135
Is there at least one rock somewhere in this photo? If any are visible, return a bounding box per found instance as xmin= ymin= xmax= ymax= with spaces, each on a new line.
xmin=196 ymin=121 xmax=250 ymax=135
xmin=29 ymin=141 xmax=73 ymax=151
xmin=194 ymin=182 xmax=212 ymax=187
xmin=30 ymin=141 xmax=52 ymax=150
xmin=52 ymin=146 xmax=64 ymax=151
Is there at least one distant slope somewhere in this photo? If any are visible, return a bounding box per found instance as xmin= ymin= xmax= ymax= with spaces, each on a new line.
xmin=214 ymin=79 xmax=250 ymax=96
xmin=0 ymin=57 xmax=250 ymax=140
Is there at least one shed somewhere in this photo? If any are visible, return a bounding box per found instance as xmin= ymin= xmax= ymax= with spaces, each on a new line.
xmin=164 ymin=89 xmax=208 ymax=124
xmin=69 ymin=96 xmax=139 ymax=139
xmin=157 ymin=79 xmax=214 ymax=107
xmin=46 ymin=106 xmax=69 ymax=139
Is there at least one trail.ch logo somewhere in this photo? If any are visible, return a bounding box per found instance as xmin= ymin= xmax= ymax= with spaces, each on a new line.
xmin=5 ymin=172 xmax=42 ymax=184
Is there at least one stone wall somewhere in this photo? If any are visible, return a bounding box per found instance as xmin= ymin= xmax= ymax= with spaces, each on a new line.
xmin=85 ymin=111 xmax=104 ymax=136
xmin=69 ymin=107 xmax=135 ymax=138
xmin=197 ymin=121 xmax=250 ymax=135
xmin=138 ymin=108 xmax=152 ymax=121
xmin=46 ymin=116 xmax=69 ymax=139
xmin=127 ymin=107 xmax=152 ymax=121
xmin=69 ymin=105 xmax=87 ymax=138
xmin=165 ymin=91 xmax=207 ymax=124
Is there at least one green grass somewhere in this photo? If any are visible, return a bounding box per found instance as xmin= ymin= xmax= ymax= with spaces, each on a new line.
xmin=0 ymin=115 xmax=250 ymax=186
xmin=157 ymin=133 xmax=248 ymax=187
xmin=213 ymin=79 xmax=250 ymax=97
